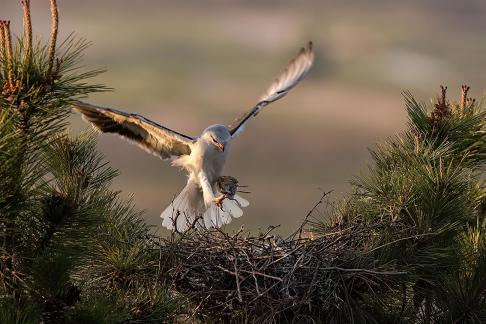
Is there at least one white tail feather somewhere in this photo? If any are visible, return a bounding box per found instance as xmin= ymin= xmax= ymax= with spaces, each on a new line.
xmin=233 ymin=194 xmax=249 ymax=208
xmin=161 ymin=181 xmax=200 ymax=232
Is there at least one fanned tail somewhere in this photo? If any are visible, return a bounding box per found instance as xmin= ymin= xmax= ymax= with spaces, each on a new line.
xmin=161 ymin=181 xmax=202 ymax=232
xmin=161 ymin=182 xmax=250 ymax=232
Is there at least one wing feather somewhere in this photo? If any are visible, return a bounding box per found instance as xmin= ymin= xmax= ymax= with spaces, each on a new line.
xmin=228 ymin=42 xmax=314 ymax=136
xmin=72 ymin=100 xmax=195 ymax=160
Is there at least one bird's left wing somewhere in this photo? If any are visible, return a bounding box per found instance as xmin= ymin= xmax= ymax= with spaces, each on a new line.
xmin=228 ymin=42 xmax=314 ymax=137
xmin=72 ymin=100 xmax=195 ymax=160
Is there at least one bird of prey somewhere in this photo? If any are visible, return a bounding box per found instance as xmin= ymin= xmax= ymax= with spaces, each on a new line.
xmin=72 ymin=42 xmax=314 ymax=232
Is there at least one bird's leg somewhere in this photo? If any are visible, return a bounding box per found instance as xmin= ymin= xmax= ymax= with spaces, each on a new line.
xmin=213 ymin=194 xmax=226 ymax=209
xmin=198 ymin=172 xmax=216 ymax=209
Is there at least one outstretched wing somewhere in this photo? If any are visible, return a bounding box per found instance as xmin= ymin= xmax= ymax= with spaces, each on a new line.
xmin=228 ymin=42 xmax=314 ymax=137
xmin=72 ymin=100 xmax=195 ymax=160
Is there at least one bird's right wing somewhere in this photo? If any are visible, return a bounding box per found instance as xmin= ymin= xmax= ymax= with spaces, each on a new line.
xmin=228 ymin=42 xmax=314 ymax=137
xmin=72 ymin=100 xmax=195 ymax=160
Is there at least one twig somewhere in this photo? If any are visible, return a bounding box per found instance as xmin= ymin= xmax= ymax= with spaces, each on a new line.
xmin=365 ymin=232 xmax=437 ymax=254
xmin=248 ymin=281 xmax=281 ymax=304
xmin=234 ymin=259 xmax=243 ymax=302
xmin=318 ymin=266 xmax=406 ymax=275
xmin=239 ymin=269 xmax=283 ymax=282
xmin=242 ymin=250 xmax=261 ymax=295
xmin=291 ymin=190 xmax=332 ymax=240
xmin=215 ymin=265 xmax=241 ymax=278
xmin=266 ymin=244 xmax=304 ymax=267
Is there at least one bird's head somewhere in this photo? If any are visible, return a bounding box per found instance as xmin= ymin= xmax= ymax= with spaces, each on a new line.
xmin=202 ymin=125 xmax=231 ymax=152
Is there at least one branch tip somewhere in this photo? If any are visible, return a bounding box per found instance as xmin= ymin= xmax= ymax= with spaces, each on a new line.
xmin=2 ymin=20 xmax=14 ymax=88
xmin=47 ymin=0 xmax=59 ymax=79
xmin=22 ymin=0 xmax=32 ymax=63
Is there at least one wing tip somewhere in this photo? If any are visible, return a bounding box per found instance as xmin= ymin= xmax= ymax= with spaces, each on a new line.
xmin=299 ymin=41 xmax=313 ymax=55
xmin=304 ymin=41 xmax=313 ymax=52
xmin=302 ymin=41 xmax=315 ymax=65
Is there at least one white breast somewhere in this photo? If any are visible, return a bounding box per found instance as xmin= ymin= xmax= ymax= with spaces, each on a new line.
xmin=175 ymin=139 xmax=229 ymax=184
xmin=202 ymin=143 xmax=229 ymax=183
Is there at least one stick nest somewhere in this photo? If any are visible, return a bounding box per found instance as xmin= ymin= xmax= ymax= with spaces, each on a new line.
xmin=163 ymin=214 xmax=404 ymax=323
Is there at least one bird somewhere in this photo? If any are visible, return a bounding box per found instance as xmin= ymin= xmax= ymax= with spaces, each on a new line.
xmin=71 ymin=42 xmax=314 ymax=232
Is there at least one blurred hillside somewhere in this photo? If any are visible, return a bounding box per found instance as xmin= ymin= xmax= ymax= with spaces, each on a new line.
xmin=2 ymin=0 xmax=485 ymax=233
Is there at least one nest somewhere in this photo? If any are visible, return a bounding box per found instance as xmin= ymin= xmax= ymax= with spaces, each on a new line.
xmin=164 ymin=195 xmax=405 ymax=323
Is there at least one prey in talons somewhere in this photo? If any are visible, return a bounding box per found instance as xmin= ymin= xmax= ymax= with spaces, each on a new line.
xmin=214 ymin=176 xmax=250 ymax=210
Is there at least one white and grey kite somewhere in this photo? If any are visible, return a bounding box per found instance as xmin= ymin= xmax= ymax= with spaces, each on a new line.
xmin=72 ymin=42 xmax=314 ymax=232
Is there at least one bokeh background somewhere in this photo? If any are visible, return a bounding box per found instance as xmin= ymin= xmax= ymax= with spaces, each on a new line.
xmin=3 ymin=0 xmax=486 ymax=234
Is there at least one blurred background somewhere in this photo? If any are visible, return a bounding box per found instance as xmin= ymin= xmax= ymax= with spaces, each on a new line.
xmin=3 ymin=0 xmax=486 ymax=234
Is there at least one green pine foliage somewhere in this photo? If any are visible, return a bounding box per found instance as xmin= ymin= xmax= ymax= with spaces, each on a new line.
xmin=0 ymin=2 xmax=183 ymax=323
xmin=314 ymin=86 xmax=486 ymax=322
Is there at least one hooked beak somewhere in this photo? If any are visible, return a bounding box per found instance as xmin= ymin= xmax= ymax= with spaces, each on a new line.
xmin=216 ymin=142 xmax=225 ymax=152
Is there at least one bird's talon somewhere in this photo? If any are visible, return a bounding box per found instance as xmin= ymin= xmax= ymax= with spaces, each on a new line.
xmin=213 ymin=195 xmax=226 ymax=210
